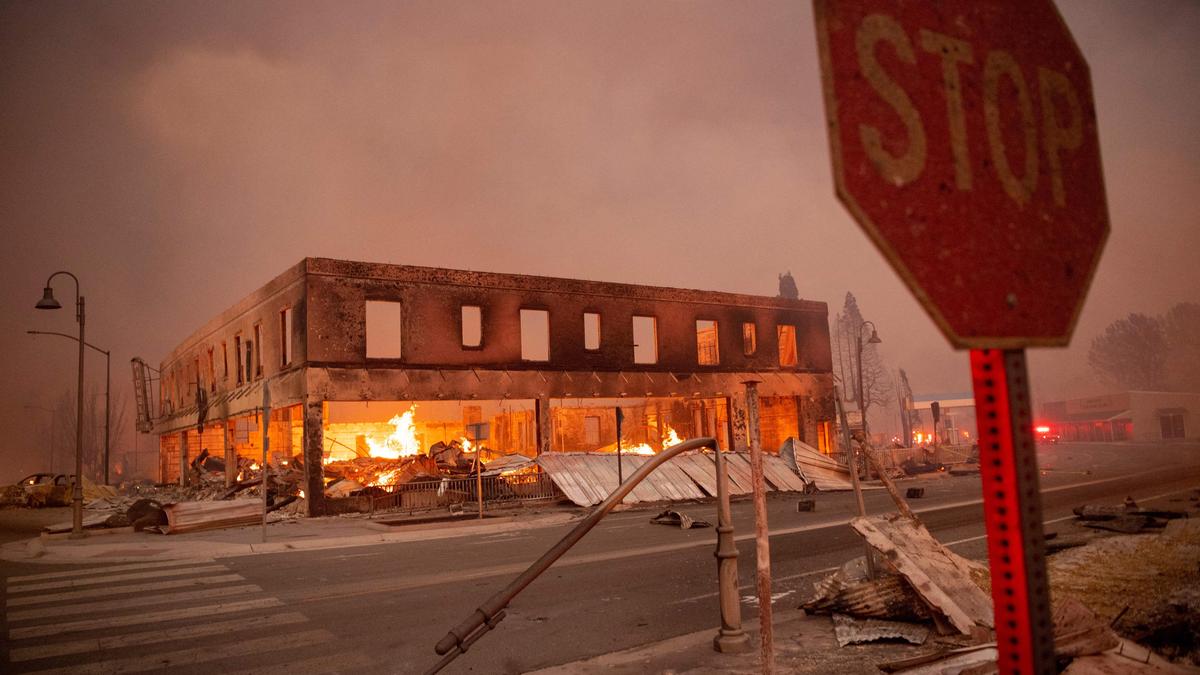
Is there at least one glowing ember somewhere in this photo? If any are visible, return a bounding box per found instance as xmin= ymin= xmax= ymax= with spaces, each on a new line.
xmin=370 ymin=468 xmax=403 ymax=486
xmin=249 ymin=462 xmax=260 ymax=470
xmin=621 ymin=442 xmax=657 ymax=456
xmin=299 ymin=489 xmax=306 ymax=499
xmin=460 ymin=437 xmax=474 ymax=453
xmin=366 ymin=405 xmax=422 ymax=459
xmin=662 ymin=426 xmax=683 ymax=448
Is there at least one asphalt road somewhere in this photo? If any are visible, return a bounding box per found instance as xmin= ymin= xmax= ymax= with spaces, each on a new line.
xmin=2 ymin=441 xmax=1198 ymax=674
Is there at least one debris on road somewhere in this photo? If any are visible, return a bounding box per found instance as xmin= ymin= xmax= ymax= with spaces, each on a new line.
xmin=160 ymin=499 xmax=262 ymax=534
xmin=781 ymin=438 xmax=858 ymax=492
xmin=797 ymin=498 xmax=816 ymax=512
xmin=649 ymin=509 xmax=711 ymax=530
xmin=851 ymin=513 xmax=994 ymax=635
xmin=802 ymin=557 xmax=934 ymax=623
xmin=905 ymin=488 xmax=924 ymax=499
xmin=832 ymin=613 xmax=928 ymax=647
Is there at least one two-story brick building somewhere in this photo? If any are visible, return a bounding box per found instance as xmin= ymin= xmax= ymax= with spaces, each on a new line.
xmin=152 ymin=258 xmax=838 ymax=515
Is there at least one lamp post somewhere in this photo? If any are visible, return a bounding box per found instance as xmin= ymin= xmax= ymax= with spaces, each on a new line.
xmin=35 ymin=271 xmax=87 ymax=538
xmin=28 ymin=330 xmax=110 ymax=485
xmin=854 ymin=320 xmax=882 ymax=441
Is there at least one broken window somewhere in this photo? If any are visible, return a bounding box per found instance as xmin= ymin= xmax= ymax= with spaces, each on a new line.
xmin=234 ymin=335 xmax=244 ymax=384
xmin=221 ymin=341 xmax=229 ymax=381
xmin=365 ymin=300 xmax=403 ymax=359
xmin=632 ymin=316 xmax=658 ymax=364
xmin=743 ymin=322 xmax=757 ymax=356
xmin=280 ymin=307 xmax=293 ymax=367
xmin=207 ymin=347 xmax=216 ymax=392
xmin=253 ymin=323 xmax=263 ymax=378
xmin=696 ymin=319 xmax=719 ymax=365
xmin=777 ymin=324 xmax=798 ymax=367
xmin=194 ymin=357 xmax=202 ymax=394
xmin=583 ymin=312 xmax=601 ymax=351
xmin=462 ymin=305 xmax=482 ymax=348
xmin=520 ymin=308 xmax=550 ymax=362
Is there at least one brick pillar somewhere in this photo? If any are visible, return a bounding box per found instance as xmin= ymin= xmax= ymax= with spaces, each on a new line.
xmin=302 ymin=397 xmax=325 ymax=516
xmin=223 ymin=420 xmax=236 ymax=487
xmin=179 ymin=430 xmax=189 ymax=487
xmin=536 ymin=397 xmax=552 ymax=455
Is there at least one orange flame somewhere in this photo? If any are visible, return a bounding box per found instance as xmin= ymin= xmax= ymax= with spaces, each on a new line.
xmin=366 ymin=405 xmax=421 ymax=459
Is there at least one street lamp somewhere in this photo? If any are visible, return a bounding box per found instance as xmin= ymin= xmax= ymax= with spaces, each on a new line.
xmin=28 ymin=330 xmax=110 ymax=485
xmin=35 ymin=271 xmax=87 ymax=538
xmin=855 ymin=320 xmax=882 ymax=439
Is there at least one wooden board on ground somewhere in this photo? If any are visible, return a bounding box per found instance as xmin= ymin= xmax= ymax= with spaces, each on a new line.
xmin=162 ymin=500 xmax=262 ymax=535
xmin=851 ymin=513 xmax=994 ymax=634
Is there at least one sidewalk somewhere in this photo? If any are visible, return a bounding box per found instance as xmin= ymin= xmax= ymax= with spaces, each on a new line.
xmin=526 ymin=609 xmax=937 ymax=675
xmin=0 ymin=509 xmax=580 ymax=565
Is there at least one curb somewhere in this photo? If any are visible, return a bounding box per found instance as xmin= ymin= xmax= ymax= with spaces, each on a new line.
xmin=0 ymin=511 xmax=580 ymax=565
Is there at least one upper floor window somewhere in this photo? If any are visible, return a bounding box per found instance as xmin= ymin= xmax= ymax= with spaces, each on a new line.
xmin=696 ymin=320 xmax=719 ymax=365
xmin=365 ymin=300 xmax=403 ymax=359
xmin=280 ymin=307 xmax=294 ymax=367
xmin=583 ymin=313 xmax=601 ymax=351
xmin=253 ymin=323 xmax=264 ymax=378
xmin=777 ymin=324 xmax=798 ymax=367
xmin=221 ymin=341 xmax=229 ymax=380
xmin=234 ymin=334 xmax=244 ymax=384
xmin=207 ymin=347 xmax=216 ymax=392
xmin=520 ymin=309 xmax=550 ymax=361
xmin=632 ymin=316 xmax=658 ymax=364
xmin=743 ymin=323 xmax=757 ymax=356
xmin=462 ymin=305 xmax=482 ymax=348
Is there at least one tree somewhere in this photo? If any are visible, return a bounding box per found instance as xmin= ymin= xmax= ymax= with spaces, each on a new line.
xmin=50 ymin=383 xmax=128 ymax=483
xmin=832 ymin=292 xmax=893 ymax=435
xmin=1087 ymin=313 xmax=1168 ymax=390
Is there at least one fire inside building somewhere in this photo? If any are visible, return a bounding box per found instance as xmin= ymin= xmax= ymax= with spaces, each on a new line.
xmin=143 ymin=258 xmax=837 ymax=516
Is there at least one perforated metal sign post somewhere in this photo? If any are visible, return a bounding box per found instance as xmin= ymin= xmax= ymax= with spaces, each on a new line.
xmin=813 ymin=2 xmax=1110 ymax=673
xmin=970 ymin=350 xmax=1054 ymax=673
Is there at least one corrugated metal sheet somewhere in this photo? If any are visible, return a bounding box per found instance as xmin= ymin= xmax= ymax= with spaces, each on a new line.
xmin=536 ymin=451 xmax=801 ymax=507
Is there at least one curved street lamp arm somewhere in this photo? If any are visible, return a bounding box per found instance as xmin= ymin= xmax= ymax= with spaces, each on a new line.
xmin=26 ymin=330 xmax=109 ymax=356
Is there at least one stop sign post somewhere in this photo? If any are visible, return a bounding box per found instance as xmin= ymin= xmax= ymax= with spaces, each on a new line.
xmin=814 ymin=1 xmax=1109 ymax=673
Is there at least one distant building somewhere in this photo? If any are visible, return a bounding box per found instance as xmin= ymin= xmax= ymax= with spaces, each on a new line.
xmin=149 ymin=258 xmax=839 ymax=515
xmin=1039 ymin=391 xmax=1199 ymax=442
xmin=910 ymin=393 xmax=977 ymax=445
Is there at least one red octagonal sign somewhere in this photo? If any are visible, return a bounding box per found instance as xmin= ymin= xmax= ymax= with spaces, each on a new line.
xmin=815 ymin=0 xmax=1109 ymax=348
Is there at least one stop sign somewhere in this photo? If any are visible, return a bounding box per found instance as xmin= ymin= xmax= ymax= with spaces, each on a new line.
xmin=814 ymin=0 xmax=1109 ymax=348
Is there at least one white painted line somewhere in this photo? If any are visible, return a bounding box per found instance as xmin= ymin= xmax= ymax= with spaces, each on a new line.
xmin=7 ymin=564 xmax=227 ymax=593
xmin=5 ymin=559 xmax=214 ymax=584
xmin=7 ymin=573 xmax=246 ymax=608
xmin=224 ymin=650 xmax=377 ymax=675
xmin=8 ymin=584 xmax=263 ymax=622
xmin=8 ymin=597 xmax=284 ymax=640
xmin=21 ymin=628 xmax=335 ymax=675
xmin=9 ymin=611 xmax=310 ymax=662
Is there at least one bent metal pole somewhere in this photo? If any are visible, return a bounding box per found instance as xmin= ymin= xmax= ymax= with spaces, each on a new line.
xmin=429 ymin=437 xmax=748 ymax=674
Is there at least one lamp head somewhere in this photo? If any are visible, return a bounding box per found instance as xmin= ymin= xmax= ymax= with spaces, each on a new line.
xmin=35 ymin=287 xmax=61 ymax=310
xmin=867 ymin=329 xmax=882 ymax=345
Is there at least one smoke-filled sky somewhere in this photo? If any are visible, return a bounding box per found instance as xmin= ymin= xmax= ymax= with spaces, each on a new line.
xmin=2 ymin=1 xmax=1198 ymax=482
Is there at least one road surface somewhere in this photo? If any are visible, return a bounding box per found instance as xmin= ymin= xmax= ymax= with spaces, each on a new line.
xmin=1 ymin=441 xmax=1197 ymax=674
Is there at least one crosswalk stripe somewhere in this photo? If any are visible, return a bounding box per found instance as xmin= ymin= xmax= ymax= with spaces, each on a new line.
xmin=6 ymin=573 xmax=245 ymax=608
xmin=5 ymin=559 xmax=214 ymax=584
xmin=8 ymin=584 xmax=263 ymax=622
xmin=21 ymin=628 xmax=336 ymax=675
xmin=9 ymin=611 xmax=310 ymax=662
xmin=9 ymin=597 xmax=284 ymax=640
xmin=224 ymin=650 xmax=377 ymax=675
xmin=7 ymin=565 xmax=227 ymax=593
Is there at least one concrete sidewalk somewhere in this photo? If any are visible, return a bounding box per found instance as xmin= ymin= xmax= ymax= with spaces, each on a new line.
xmin=525 ymin=609 xmax=937 ymax=675
xmin=0 ymin=509 xmax=580 ymax=565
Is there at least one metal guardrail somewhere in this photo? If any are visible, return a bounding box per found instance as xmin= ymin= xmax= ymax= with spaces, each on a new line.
xmin=370 ymin=469 xmax=559 ymax=514
xmin=425 ymin=437 xmax=750 ymax=674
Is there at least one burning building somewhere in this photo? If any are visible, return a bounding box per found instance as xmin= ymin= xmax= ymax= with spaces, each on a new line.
xmin=146 ymin=258 xmax=838 ymax=515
